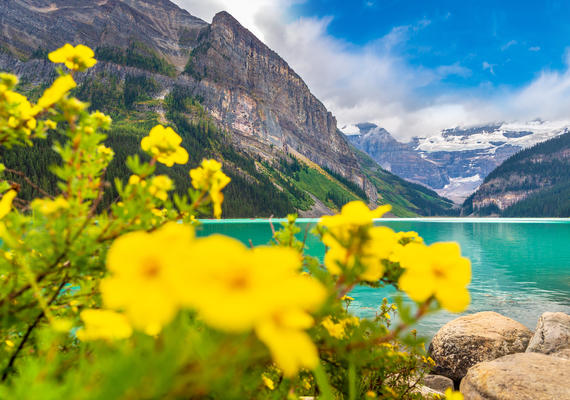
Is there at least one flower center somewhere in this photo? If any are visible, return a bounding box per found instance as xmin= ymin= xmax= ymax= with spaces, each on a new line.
xmin=142 ymin=258 xmax=161 ymax=279
xmin=433 ymin=265 xmax=446 ymax=278
xmin=227 ymin=271 xmax=250 ymax=291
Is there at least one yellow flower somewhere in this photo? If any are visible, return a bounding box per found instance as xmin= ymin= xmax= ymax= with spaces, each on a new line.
xmin=177 ymin=235 xmax=325 ymax=376
xmin=0 ymin=190 xmax=16 ymax=219
xmin=45 ymin=120 xmax=57 ymax=130
xmin=322 ymin=225 xmax=398 ymax=282
xmin=101 ymin=222 xmax=195 ymax=335
xmin=3 ymin=91 xmax=38 ymax=128
xmin=396 ymin=230 xmax=423 ymax=244
xmin=322 ymin=316 xmax=346 ymax=339
xmin=365 ymin=391 xmax=377 ymax=399
xmin=322 ymin=315 xmax=359 ymax=339
xmin=92 ymin=110 xmax=111 ymax=124
xmin=179 ymin=236 xmax=324 ymax=330
xmin=96 ymin=144 xmax=114 ymax=159
xmin=141 ymin=125 xmax=189 ymax=167
xmin=48 ymin=44 xmax=97 ymax=71
xmin=319 ymin=201 xmax=391 ymax=230
xmin=37 ymin=75 xmax=77 ymax=109
xmin=189 ymin=159 xmax=231 ymax=219
xmin=76 ymin=309 xmax=132 ymax=341
xmin=255 ymin=310 xmax=320 ymax=377
xmin=0 ymin=73 xmax=18 ymax=93
xmin=397 ymin=242 xmax=471 ymax=312
xmin=319 ymin=202 xmax=394 ymax=281
xmin=444 ymin=388 xmax=464 ymax=400
xmin=31 ymin=197 xmax=69 ymax=215
xmin=341 ymin=295 xmax=354 ymax=302
xmin=148 ymin=175 xmax=173 ymax=201
xmin=128 ymin=175 xmax=145 ymax=186
xmin=262 ymin=374 xmax=275 ymax=390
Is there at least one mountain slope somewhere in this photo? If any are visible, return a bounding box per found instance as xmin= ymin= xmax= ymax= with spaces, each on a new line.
xmin=461 ymin=131 xmax=570 ymax=217
xmin=0 ymin=0 xmax=207 ymax=69
xmin=350 ymin=145 xmax=458 ymax=217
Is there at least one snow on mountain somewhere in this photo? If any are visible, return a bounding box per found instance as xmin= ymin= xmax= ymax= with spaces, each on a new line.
xmin=416 ymin=120 xmax=570 ymax=153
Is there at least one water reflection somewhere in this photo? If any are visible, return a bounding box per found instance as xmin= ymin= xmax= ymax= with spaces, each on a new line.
xmin=198 ymin=220 xmax=570 ymax=337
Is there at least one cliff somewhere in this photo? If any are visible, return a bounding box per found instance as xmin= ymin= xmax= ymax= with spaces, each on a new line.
xmin=185 ymin=12 xmax=372 ymax=197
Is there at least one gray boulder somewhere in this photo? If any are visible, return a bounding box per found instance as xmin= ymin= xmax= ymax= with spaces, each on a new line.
xmin=422 ymin=374 xmax=454 ymax=393
xmin=429 ymin=311 xmax=532 ymax=381
xmin=526 ymin=312 xmax=570 ymax=355
xmin=460 ymin=352 xmax=570 ymax=399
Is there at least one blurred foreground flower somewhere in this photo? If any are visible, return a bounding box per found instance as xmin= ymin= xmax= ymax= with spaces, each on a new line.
xmin=141 ymin=124 xmax=189 ymax=167
xmin=397 ymin=242 xmax=471 ymax=312
xmin=48 ymin=44 xmax=97 ymax=71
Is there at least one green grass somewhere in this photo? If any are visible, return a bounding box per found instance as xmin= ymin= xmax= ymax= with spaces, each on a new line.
xmin=294 ymin=167 xmax=361 ymax=211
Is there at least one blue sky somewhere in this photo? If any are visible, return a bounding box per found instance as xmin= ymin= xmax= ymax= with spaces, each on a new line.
xmin=176 ymin=0 xmax=570 ymax=138
xmin=292 ymin=0 xmax=568 ymax=89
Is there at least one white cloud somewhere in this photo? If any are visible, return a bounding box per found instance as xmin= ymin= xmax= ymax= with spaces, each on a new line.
xmin=171 ymin=0 xmax=301 ymax=40
xmin=482 ymin=61 xmax=496 ymax=75
xmin=529 ymin=46 xmax=541 ymax=52
xmin=172 ymin=0 xmax=570 ymax=139
xmin=501 ymin=39 xmax=517 ymax=51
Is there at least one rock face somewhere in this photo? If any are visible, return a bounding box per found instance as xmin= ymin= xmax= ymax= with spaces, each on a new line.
xmin=422 ymin=374 xmax=454 ymax=393
xmin=553 ymin=348 xmax=570 ymax=360
xmin=526 ymin=312 xmax=570 ymax=355
xmin=460 ymin=352 xmax=570 ymax=399
xmin=0 ymin=0 xmax=207 ymax=69
xmin=187 ymin=12 xmax=372 ymax=197
xmin=429 ymin=311 xmax=533 ymax=381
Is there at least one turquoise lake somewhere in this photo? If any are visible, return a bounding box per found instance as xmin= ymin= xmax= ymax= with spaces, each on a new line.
xmin=197 ymin=218 xmax=570 ymax=338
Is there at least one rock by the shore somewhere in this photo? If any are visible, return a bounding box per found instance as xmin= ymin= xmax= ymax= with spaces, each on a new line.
xmin=553 ymin=348 xmax=570 ymax=360
xmin=429 ymin=311 xmax=533 ymax=381
xmin=422 ymin=374 xmax=454 ymax=393
xmin=526 ymin=312 xmax=570 ymax=355
xmin=460 ymin=352 xmax=570 ymax=399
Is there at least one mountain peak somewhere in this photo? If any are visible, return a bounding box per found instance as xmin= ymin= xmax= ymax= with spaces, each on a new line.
xmin=212 ymin=10 xmax=237 ymax=24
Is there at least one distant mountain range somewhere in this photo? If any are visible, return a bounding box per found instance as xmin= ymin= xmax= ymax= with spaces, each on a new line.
xmin=0 ymin=0 xmax=454 ymax=217
xmin=461 ymin=131 xmax=570 ymax=217
xmin=344 ymin=121 xmax=570 ymax=203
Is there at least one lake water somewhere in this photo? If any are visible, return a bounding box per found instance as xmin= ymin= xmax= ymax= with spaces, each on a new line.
xmin=197 ymin=218 xmax=570 ymax=338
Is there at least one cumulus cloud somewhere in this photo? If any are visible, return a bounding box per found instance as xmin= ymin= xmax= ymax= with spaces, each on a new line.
xmin=172 ymin=0 xmax=570 ymax=139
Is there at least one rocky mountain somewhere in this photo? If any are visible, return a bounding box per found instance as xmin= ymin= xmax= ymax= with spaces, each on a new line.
xmin=345 ymin=121 xmax=569 ymax=203
xmin=461 ymin=131 xmax=570 ymax=217
xmin=1 ymin=1 xmax=370 ymax=192
xmin=346 ymin=123 xmax=448 ymax=189
xmin=0 ymin=0 xmax=207 ymax=70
